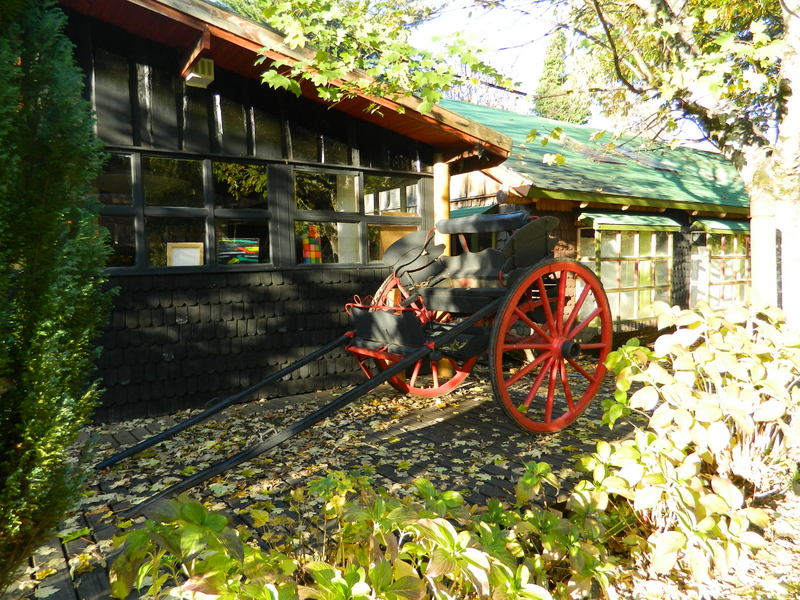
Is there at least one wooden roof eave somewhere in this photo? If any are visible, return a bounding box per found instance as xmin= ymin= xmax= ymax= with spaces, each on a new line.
xmin=513 ymin=184 xmax=750 ymax=216
xmin=59 ymin=0 xmax=512 ymax=171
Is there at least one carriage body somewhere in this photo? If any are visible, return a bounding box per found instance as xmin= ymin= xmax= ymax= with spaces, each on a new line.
xmin=345 ymin=211 xmax=614 ymax=432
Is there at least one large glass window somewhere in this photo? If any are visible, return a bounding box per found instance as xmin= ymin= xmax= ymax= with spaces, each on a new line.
xmin=364 ymin=175 xmax=420 ymax=216
xmin=579 ymin=228 xmax=673 ymax=329
xmin=143 ymin=157 xmax=204 ymax=206
xmin=94 ymin=154 xmax=132 ymax=205
xmin=146 ymin=217 xmax=206 ymax=266
xmin=690 ymin=232 xmax=750 ymax=307
xmin=94 ymin=150 xmax=425 ymax=270
xmin=295 ymin=221 xmax=360 ymax=264
xmin=295 ymin=171 xmax=357 ymax=212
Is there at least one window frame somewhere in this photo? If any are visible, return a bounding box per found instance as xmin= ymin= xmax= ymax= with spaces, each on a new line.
xmin=96 ymin=149 xmax=427 ymax=274
xmin=578 ymin=226 xmax=674 ymax=329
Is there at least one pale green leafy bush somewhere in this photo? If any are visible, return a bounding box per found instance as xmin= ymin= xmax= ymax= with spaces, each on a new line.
xmin=109 ymin=303 xmax=800 ymax=598
xmin=594 ymin=301 xmax=800 ymax=579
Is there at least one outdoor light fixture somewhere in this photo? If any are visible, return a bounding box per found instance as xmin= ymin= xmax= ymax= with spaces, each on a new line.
xmin=185 ymin=57 xmax=214 ymax=88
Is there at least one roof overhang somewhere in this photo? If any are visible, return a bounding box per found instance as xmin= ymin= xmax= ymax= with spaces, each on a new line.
xmin=512 ymin=184 xmax=749 ymax=216
xmin=59 ymin=0 xmax=511 ymax=173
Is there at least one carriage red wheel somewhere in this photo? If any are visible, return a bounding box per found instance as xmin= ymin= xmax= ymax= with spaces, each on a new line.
xmin=489 ymin=259 xmax=612 ymax=432
xmin=361 ymin=275 xmax=476 ymax=397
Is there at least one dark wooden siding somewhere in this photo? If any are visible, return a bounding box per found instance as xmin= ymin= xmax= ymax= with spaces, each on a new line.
xmin=95 ymin=267 xmax=388 ymax=422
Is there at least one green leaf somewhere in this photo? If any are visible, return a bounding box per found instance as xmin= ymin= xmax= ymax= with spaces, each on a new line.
xmin=633 ymin=486 xmax=662 ymax=511
xmin=180 ymin=500 xmax=207 ymax=525
xmin=179 ymin=524 xmax=207 ymax=558
xmin=648 ymin=531 xmax=686 ymax=573
xmin=753 ymin=399 xmax=785 ymax=422
xmin=630 ymin=386 xmax=659 ymax=410
xmin=711 ymin=477 xmax=743 ymax=509
xmin=369 ymin=560 xmax=392 ymax=592
xmin=384 ymin=576 xmax=425 ymax=600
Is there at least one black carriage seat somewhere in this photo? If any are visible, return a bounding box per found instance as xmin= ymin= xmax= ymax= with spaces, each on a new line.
xmin=382 ymin=229 xmax=446 ymax=281
xmin=435 ymin=211 xmax=529 ymax=234
xmin=500 ymin=215 xmax=560 ymax=274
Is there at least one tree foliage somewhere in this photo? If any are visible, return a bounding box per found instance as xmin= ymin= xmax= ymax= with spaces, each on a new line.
xmin=0 ymin=0 xmax=110 ymax=593
xmin=534 ymin=30 xmax=591 ymax=123
xmin=222 ymin=0 xmax=509 ymax=112
xmin=566 ymin=0 xmax=800 ymax=321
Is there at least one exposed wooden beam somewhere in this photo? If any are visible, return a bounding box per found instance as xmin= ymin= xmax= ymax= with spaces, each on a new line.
xmin=179 ymin=29 xmax=210 ymax=79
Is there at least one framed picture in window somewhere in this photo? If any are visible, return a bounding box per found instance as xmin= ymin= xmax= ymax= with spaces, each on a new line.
xmin=166 ymin=242 xmax=204 ymax=266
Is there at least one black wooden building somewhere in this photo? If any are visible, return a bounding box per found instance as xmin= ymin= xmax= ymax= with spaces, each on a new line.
xmin=58 ymin=0 xmax=511 ymax=421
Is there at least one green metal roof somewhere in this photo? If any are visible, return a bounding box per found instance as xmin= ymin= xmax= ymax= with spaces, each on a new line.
xmin=577 ymin=212 xmax=682 ymax=231
xmin=439 ymin=99 xmax=749 ymax=214
xmin=450 ymin=204 xmax=496 ymax=219
xmin=691 ymin=218 xmax=750 ymax=233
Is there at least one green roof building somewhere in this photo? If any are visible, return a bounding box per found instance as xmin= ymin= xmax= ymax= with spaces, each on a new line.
xmin=439 ymin=100 xmax=752 ymax=332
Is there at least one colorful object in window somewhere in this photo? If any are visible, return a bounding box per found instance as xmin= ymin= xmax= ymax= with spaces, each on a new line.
xmin=302 ymin=225 xmax=322 ymax=264
xmin=219 ymin=238 xmax=259 ymax=263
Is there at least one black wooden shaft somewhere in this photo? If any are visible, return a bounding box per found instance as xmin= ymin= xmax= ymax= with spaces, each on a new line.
xmin=124 ymin=297 xmax=503 ymax=516
xmin=95 ymin=334 xmax=352 ymax=471
xmin=124 ymin=344 xmax=432 ymax=516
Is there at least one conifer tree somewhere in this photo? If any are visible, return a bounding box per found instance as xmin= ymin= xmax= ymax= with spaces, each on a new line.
xmin=0 ymin=0 xmax=110 ymax=592
xmin=534 ymin=30 xmax=591 ymax=123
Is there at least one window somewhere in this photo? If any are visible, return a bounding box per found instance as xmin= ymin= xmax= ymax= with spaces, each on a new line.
xmin=364 ymin=175 xmax=420 ymax=216
xmin=143 ymin=157 xmax=204 ymax=206
xmin=579 ymin=228 xmax=673 ymax=330
xmin=94 ymin=153 xmax=272 ymax=270
xmin=94 ymin=153 xmax=425 ymax=270
xmin=690 ymin=232 xmax=750 ymax=307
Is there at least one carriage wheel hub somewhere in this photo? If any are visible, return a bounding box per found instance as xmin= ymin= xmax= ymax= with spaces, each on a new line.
xmin=559 ymin=339 xmax=581 ymax=359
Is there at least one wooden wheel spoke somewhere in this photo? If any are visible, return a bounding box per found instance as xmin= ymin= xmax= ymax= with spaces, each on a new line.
xmin=504 ymin=350 xmax=551 ymax=387
xmin=563 ymin=284 xmax=591 ymax=336
xmin=502 ymin=342 xmax=550 ymax=352
xmin=513 ymin=307 xmax=551 ymax=341
xmin=560 ymin=360 xmax=574 ymax=411
xmin=536 ymin=278 xmax=556 ymax=332
xmin=555 ymin=273 xmax=568 ymax=335
xmin=544 ymin=359 xmax=558 ymax=422
xmin=566 ymin=356 xmax=596 ymax=383
xmin=567 ymin=307 xmax=602 ymax=339
xmin=523 ymin=355 xmax=553 ymax=407
xmin=431 ymin=360 xmax=440 ymax=388
xmin=408 ymin=360 xmax=422 ymax=388
xmin=580 ymin=342 xmax=609 ymax=351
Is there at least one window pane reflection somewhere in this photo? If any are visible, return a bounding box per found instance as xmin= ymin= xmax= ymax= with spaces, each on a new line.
xmin=100 ymin=215 xmax=135 ymax=267
xmin=211 ymin=162 xmax=268 ymax=209
xmin=146 ymin=217 xmax=205 ymax=266
xmin=295 ymin=172 xmax=357 ymax=212
xmin=295 ymin=221 xmax=360 ymax=264
xmin=364 ymin=175 xmax=420 ymax=215
xmin=93 ymin=154 xmax=132 ymax=205
xmin=216 ymin=220 xmax=269 ymax=264
xmin=143 ymin=157 xmax=203 ymax=206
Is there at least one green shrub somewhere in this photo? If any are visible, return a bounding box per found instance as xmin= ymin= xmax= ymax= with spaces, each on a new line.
xmin=109 ymin=303 xmax=799 ymax=599
xmin=594 ymin=301 xmax=800 ymax=581
xmin=0 ymin=0 xmax=110 ymax=593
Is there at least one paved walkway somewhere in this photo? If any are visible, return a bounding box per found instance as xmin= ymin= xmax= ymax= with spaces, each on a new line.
xmin=7 ymin=373 xmax=632 ymax=600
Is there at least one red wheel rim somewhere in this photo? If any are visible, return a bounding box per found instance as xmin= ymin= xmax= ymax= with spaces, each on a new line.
xmin=362 ymin=275 xmax=476 ymax=397
xmin=489 ymin=260 xmax=612 ymax=432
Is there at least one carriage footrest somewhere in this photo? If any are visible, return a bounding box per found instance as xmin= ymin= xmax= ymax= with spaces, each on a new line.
xmin=350 ymin=307 xmax=425 ymax=346
xmin=442 ymin=332 xmax=490 ymax=361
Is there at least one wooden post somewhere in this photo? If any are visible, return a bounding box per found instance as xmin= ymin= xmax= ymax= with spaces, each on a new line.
xmin=433 ymin=154 xmax=450 ymax=255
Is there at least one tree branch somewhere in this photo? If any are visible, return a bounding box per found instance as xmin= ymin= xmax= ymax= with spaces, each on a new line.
xmin=590 ymin=0 xmax=644 ymax=94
